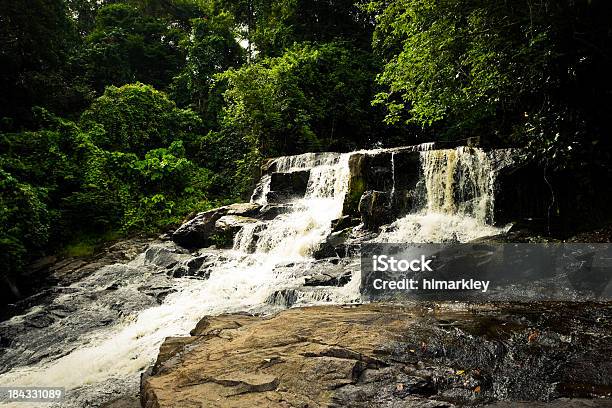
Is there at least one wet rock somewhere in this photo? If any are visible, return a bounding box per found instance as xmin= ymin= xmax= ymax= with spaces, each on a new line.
xmin=212 ymin=215 xmax=261 ymax=249
xmin=268 ymin=170 xmax=310 ymax=198
xmin=312 ymin=230 xmax=358 ymax=259
xmin=24 ymin=313 xmax=55 ymax=329
xmin=172 ymin=203 xmax=261 ymax=248
xmin=144 ymin=244 xmax=189 ymax=269
xmin=138 ymin=286 xmax=176 ymax=304
xmin=259 ymin=203 xmax=294 ymax=220
xmin=343 ymin=150 xmax=422 ymax=218
xmin=2 ymin=236 xmax=155 ymax=320
xmin=101 ymin=396 xmax=141 ymax=408
xmin=359 ymin=190 xmax=393 ymax=230
xmin=215 ymin=215 xmax=259 ymax=233
xmin=331 ymin=215 xmax=360 ymax=232
xmin=185 ymin=255 xmax=208 ymax=275
xmin=343 ymin=153 xmax=367 ymax=217
xmin=142 ymin=303 xmax=612 ymax=408
xmin=265 ymin=289 xmax=298 ymax=307
xmin=304 ymin=269 xmax=351 ymax=287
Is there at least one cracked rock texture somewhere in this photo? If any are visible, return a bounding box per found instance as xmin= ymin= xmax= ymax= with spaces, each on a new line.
xmin=141 ymin=303 xmax=612 ymax=407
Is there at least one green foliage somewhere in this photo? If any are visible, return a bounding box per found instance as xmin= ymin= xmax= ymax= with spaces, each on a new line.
xmin=368 ymin=0 xmax=552 ymax=130
xmin=215 ymin=42 xmax=382 ymax=195
xmin=0 ymin=0 xmax=82 ymax=127
xmin=219 ymin=42 xmax=379 ymax=155
xmin=222 ymin=0 xmax=373 ymax=58
xmin=80 ymin=83 xmax=202 ymax=156
xmin=1 ymin=95 xmax=214 ymax=288
xmin=171 ymin=12 xmax=245 ymax=123
xmin=79 ymin=3 xmax=186 ymax=92
xmin=62 ymin=241 xmax=96 ymax=257
xmin=3 ymin=0 xmax=612 ymax=295
xmin=368 ymin=0 xmax=612 ymax=168
xmin=0 ymin=169 xmax=50 ymax=277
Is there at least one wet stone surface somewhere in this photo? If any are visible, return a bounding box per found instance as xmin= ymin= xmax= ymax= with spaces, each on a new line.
xmin=142 ymin=303 xmax=612 ymax=408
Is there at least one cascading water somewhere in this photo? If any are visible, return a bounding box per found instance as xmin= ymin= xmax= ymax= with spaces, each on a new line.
xmin=0 ymin=152 xmax=359 ymax=408
xmin=379 ymin=147 xmax=509 ymax=243
xmin=239 ymin=153 xmax=350 ymax=257
xmin=0 ymin=145 xmax=511 ymax=407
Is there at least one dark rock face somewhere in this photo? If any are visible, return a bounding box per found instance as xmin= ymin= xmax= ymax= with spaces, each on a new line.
xmin=494 ymin=160 xmax=612 ymax=236
xmin=142 ymin=303 xmax=612 ymax=408
xmin=303 ymin=264 xmax=352 ymax=286
xmin=312 ymin=229 xmax=359 ymax=259
xmin=493 ymin=161 xmax=552 ymax=228
xmin=344 ymin=150 xmax=422 ymax=223
xmin=266 ymin=170 xmax=310 ymax=203
xmin=265 ymin=289 xmax=299 ymax=307
xmin=344 ymin=153 xmax=367 ymax=217
xmin=331 ymin=215 xmax=360 ymax=232
xmin=259 ymin=204 xmax=295 ymax=220
xmin=390 ymin=150 xmax=424 ymax=211
xmin=171 ymin=203 xmax=261 ymax=248
xmin=358 ymin=190 xmax=393 ymax=230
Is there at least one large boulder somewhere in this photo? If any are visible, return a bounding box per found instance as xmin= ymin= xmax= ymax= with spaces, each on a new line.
xmin=171 ymin=203 xmax=261 ymax=248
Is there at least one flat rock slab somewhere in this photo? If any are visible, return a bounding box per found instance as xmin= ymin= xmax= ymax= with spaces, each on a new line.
xmin=142 ymin=303 xmax=612 ymax=408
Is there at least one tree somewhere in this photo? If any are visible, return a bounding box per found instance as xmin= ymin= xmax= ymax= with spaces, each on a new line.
xmin=216 ymin=41 xmax=381 ymax=195
xmin=220 ymin=0 xmax=374 ymax=58
xmin=367 ymin=0 xmax=612 ymax=166
xmin=80 ymin=83 xmax=202 ymax=156
xmin=79 ymin=3 xmax=186 ymax=93
xmin=0 ymin=0 xmax=78 ymax=128
xmin=368 ymin=0 xmax=552 ymax=131
xmin=220 ymin=42 xmax=379 ymax=155
xmin=171 ymin=12 xmax=245 ymax=124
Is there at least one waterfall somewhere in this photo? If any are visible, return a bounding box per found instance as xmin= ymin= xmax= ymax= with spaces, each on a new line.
xmin=379 ymin=147 xmax=508 ymax=243
xmin=389 ymin=152 xmax=396 ymax=206
xmin=422 ymin=147 xmax=494 ymax=222
xmin=250 ymin=153 xmax=342 ymax=205
xmin=0 ymin=144 xmax=512 ymax=407
xmin=0 ymin=151 xmax=359 ymax=408
xmin=239 ymin=153 xmax=350 ymax=257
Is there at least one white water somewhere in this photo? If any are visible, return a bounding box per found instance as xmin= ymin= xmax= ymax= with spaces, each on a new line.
xmin=390 ymin=152 xmax=396 ymax=205
xmin=0 ymin=152 xmax=358 ymax=408
xmin=379 ymin=147 xmax=509 ymax=243
xmin=240 ymin=153 xmax=350 ymax=257
xmin=0 ymin=145 xmax=510 ymax=407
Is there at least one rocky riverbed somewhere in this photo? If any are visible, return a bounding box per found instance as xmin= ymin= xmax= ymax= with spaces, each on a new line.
xmin=141 ymin=303 xmax=612 ymax=407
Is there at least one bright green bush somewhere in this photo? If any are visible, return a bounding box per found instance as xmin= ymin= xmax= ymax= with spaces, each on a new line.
xmin=80 ymin=83 xmax=202 ymax=156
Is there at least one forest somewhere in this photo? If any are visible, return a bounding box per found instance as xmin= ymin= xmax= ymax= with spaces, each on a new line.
xmin=2 ymin=0 xmax=612 ymax=293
